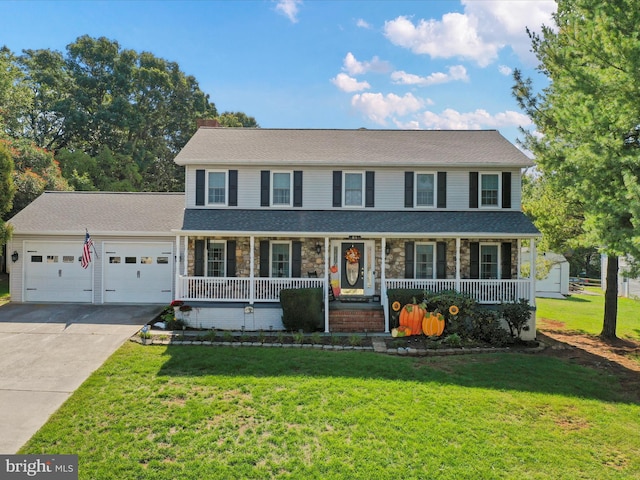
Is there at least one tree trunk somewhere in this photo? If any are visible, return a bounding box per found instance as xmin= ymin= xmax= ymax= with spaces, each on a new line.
xmin=600 ymin=255 xmax=618 ymax=340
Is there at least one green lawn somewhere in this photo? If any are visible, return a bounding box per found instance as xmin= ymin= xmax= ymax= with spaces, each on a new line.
xmin=537 ymin=290 xmax=640 ymax=340
xmin=20 ymin=343 xmax=639 ymax=479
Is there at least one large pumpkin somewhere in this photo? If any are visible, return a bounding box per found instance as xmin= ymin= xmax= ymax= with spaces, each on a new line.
xmin=399 ymin=302 xmax=426 ymax=336
xmin=422 ymin=312 xmax=445 ymax=337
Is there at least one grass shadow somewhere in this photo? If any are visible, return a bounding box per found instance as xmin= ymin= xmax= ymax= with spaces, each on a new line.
xmin=156 ymin=344 xmax=638 ymax=405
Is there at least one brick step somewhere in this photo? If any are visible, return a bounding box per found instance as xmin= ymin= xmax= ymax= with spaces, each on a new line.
xmin=329 ymin=308 xmax=385 ymax=333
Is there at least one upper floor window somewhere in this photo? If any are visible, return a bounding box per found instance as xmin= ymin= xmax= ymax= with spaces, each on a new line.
xmin=416 ymin=173 xmax=436 ymax=207
xmin=207 ymin=241 xmax=226 ymax=277
xmin=344 ymin=172 xmax=363 ymax=207
xmin=271 ymin=242 xmax=291 ymax=277
xmin=480 ymin=173 xmax=500 ymax=207
xmin=415 ymin=243 xmax=435 ymax=279
xmin=272 ymin=172 xmax=292 ymax=206
xmin=207 ymin=171 xmax=227 ymax=205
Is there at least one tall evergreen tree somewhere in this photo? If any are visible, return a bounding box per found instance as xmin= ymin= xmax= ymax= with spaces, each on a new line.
xmin=513 ymin=0 xmax=640 ymax=339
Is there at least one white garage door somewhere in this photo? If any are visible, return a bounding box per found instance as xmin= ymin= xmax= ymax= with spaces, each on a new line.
xmin=24 ymin=241 xmax=93 ymax=303
xmin=103 ymin=242 xmax=173 ymax=303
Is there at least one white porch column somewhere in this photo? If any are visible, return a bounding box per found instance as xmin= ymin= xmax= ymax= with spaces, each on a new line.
xmin=381 ymin=238 xmax=389 ymax=333
xmin=455 ymin=237 xmax=461 ymax=293
xmin=529 ymin=238 xmax=537 ymax=307
xmin=250 ymin=236 xmax=255 ymax=305
xmin=517 ymin=239 xmax=522 ymax=279
xmin=175 ymin=234 xmax=181 ymax=299
xmin=183 ymin=235 xmax=188 ymax=276
xmin=324 ymin=236 xmax=330 ymax=333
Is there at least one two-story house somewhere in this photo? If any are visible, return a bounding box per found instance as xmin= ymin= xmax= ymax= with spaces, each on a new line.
xmin=172 ymin=128 xmax=540 ymax=339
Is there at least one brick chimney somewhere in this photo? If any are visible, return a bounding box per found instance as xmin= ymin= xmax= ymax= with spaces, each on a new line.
xmin=196 ymin=119 xmax=221 ymax=128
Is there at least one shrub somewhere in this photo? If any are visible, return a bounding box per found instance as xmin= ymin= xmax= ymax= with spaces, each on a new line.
xmin=468 ymin=308 xmax=513 ymax=346
xmin=499 ymin=298 xmax=532 ymax=339
xmin=280 ymin=287 xmax=324 ymax=332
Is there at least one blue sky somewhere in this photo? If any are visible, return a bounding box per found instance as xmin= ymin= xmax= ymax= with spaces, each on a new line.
xmin=2 ymin=0 xmax=556 ymax=147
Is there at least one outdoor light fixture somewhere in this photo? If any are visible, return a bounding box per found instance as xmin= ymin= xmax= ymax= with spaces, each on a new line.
xmin=11 ymin=251 xmax=18 ymax=262
xmin=385 ymin=242 xmax=392 ymax=255
xmin=315 ymin=243 xmax=322 ymax=254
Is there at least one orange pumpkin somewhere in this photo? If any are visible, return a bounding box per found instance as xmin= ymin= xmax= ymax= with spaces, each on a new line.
xmin=422 ymin=312 xmax=445 ymax=337
xmin=399 ymin=302 xmax=426 ymax=336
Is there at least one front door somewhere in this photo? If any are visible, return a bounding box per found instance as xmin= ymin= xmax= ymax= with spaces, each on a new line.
xmin=331 ymin=241 xmax=375 ymax=296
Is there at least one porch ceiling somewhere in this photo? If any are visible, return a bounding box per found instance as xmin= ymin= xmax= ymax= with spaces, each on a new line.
xmin=179 ymin=209 xmax=540 ymax=238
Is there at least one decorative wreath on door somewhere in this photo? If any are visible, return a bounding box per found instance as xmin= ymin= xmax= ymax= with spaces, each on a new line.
xmin=345 ymin=247 xmax=360 ymax=264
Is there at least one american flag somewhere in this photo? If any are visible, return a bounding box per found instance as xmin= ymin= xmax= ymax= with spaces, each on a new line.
xmin=81 ymin=231 xmax=94 ymax=269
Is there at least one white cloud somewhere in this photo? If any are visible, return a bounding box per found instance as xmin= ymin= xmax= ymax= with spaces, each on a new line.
xmin=342 ymin=52 xmax=391 ymax=76
xmin=383 ymin=2 xmax=556 ymax=66
xmin=498 ymin=65 xmax=513 ymax=76
xmin=274 ymin=0 xmax=302 ymax=23
xmin=384 ymin=14 xmax=500 ymax=67
xmin=350 ymin=92 xmax=425 ymax=125
xmin=356 ymin=18 xmax=372 ymax=29
xmin=417 ymin=108 xmax=532 ymax=130
xmin=331 ymin=73 xmax=371 ymax=93
xmin=391 ymin=65 xmax=469 ymax=87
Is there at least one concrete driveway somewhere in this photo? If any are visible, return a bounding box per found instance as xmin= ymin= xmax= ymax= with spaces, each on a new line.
xmin=0 ymin=303 xmax=163 ymax=454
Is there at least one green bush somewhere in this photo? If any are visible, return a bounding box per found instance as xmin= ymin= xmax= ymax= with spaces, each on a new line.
xmin=280 ymin=287 xmax=324 ymax=332
xmin=467 ymin=308 xmax=513 ymax=346
xmin=499 ymin=298 xmax=532 ymax=338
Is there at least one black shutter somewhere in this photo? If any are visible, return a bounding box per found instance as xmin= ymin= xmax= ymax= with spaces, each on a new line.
xmin=404 ymin=242 xmax=415 ymax=278
xmin=195 ymin=169 xmax=205 ymax=206
xmin=502 ymin=172 xmax=512 ymax=209
xmin=436 ymin=242 xmax=447 ymax=279
xmin=365 ymin=171 xmax=375 ymax=207
xmin=469 ymin=172 xmax=478 ymax=208
xmin=260 ymin=171 xmax=270 ymax=207
xmin=332 ymin=171 xmax=342 ymax=207
xmin=228 ymin=170 xmax=238 ymax=206
xmin=293 ymin=171 xmax=303 ymax=207
xmin=501 ymin=242 xmax=512 ymax=279
xmin=259 ymin=240 xmax=269 ymax=277
xmin=437 ymin=172 xmax=447 ymax=208
xmin=194 ymin=239 xmax=205 ymax=276
xmin=404 ymin=172 xmax=414 ymax=208
xmin=292 ymin=241 xmax=302 ymax=278
xmin=470 ymin=242 xmax=480 ymax=279
xmin=226 ymin=240 xmax=236 ymax=277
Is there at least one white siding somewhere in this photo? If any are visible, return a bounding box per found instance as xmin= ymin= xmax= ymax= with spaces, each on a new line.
xmin=185 ymin=165 xmax=524 ymax=211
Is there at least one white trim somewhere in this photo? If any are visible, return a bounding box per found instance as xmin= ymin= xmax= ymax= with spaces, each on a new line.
xmin=270 ymin=171 xmax=293 ymax=207
xmin=479 ymin=172 xmax=501 ymax=208
xmin=342 ymin=171 xmax=364 ymax=208
xmin=414 ymin=171 xmax=437 ymax=208
xmin=206 ymin=170 xmax=228 ymax=206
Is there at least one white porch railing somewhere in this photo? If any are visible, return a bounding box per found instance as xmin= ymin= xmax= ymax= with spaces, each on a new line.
xmin=178 ymin=276 xmax=324 ymax=303
xmin=178 ymin=276 xmax=532 ymax=305
xmin=385 ymin=278 xmax=532 ymax=304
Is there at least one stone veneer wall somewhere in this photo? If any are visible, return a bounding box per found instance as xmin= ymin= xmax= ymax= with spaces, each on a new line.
xmin=188 ymin=238 xmax=519 ymax=281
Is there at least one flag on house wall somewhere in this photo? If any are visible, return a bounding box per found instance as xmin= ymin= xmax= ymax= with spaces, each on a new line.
xmin=81 ymin=230 xmax=94 ymax=269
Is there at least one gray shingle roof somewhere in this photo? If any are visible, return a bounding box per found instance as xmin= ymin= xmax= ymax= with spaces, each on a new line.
xmin=181 ymin=209 xmax=540 ymax=237
xmin=174 ymin=128 xmax=533 ymax=168
xmin=8 ymin=191 xmax=185 ymax=235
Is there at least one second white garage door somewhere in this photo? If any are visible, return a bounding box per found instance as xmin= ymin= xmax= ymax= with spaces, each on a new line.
xmin=103 ymin=242 xmax=174 ymax=304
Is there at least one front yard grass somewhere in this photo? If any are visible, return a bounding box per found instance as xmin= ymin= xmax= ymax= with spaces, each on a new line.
xmin=537 ymin=290 xmax=640 ymax=341
xmin=20 ymin=343 xmax=640 ymax=479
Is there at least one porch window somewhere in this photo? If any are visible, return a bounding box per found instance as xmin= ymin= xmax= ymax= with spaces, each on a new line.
xmin=271 ymin=242 xmax=291 ymax=277
xmin=272 ymin=172 xmax=291 ymax=206
xmin=207 ymin=171 xmax=227 ymax=205
xmin=415 ymin=243 xmax=435 ymax=278
xmin=480 ymin=244 xmax=499 ymax=279
xmin=480 ymin=173 xmax=500 ymax=207
xmin=207 ymin=241 xmax=226 ymax=277
xmin=344 ymin=172 xmax=363 ymax=207
xmin=415 ymin=173 xmax=435 ymax=207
